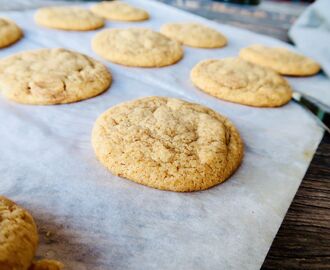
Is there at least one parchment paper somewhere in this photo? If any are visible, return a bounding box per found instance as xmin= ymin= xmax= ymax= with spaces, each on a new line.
xmin=0 ymin=1 xmax=327 ymax=269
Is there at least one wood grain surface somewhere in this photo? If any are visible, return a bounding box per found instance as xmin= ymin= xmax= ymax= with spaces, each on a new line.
xmin=262 ymin=134 xmax=330 ymax=269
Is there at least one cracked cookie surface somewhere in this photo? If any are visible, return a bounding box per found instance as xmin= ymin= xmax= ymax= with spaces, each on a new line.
xmin=92 ymin=28 xmax=183 ymax=67
xmin=0 ymin=196 xmax=38 ymax=270
xmin=160 ymin=22 xmax=227 ymax=48
xmin=191 ymin=58 xmax=292 ymax=107
xmin=0 ymin=48 xmax=112 ymax=105
xmin=0 ymin=17 xmax=22 ymax=48
xmin=91 ymin=1 xmax=149 ymax=22
xmin=239 ymin=44 xmax=320 ymax=76
xmin=92 ymin=96 xmax=243 ymax=192
xmin=35 ymin=6 xmax=104 ymax=31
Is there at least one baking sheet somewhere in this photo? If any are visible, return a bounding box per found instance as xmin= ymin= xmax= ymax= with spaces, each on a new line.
xmin=0 ymin=1 xmax=327 ymax=269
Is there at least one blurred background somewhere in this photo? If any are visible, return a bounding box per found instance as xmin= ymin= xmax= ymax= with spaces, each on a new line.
xmin=0 ymin=1 xmax=314 ymax=38
xmin=155 ymin=0 xmax=314 ymax=41
xmin=0 ymin=0 xmax=315 ymax=42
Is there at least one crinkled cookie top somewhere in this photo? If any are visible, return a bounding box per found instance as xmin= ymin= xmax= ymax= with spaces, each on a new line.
xmin=35 ymin=6 xmax=104 ymax=30
xmin=92 ymin=96 xmax=243 ymax=192
xmin=239 ymin=44 xmax=320 ymax=76
xmin=191 ymin=57 xmax=292 ymax=107
xmin=160 ymin=22 xmax=227 ymax=48
xmin=91 ymin=1 xmax=149 ymax=22
xmin=92 ymin=28 xmax=183 ymax=67
xmin=0 ymin=48 xmax=111 ymax=105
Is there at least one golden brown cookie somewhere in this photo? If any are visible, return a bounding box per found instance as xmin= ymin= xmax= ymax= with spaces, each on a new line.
xmin=34 ymin=6 xmax=104 ymax=31
xmin=0 ymin=196 xmax=39 ymax=270
xmin=239 ymin=44 xmax=320 ymax=76
xmin=191 ymin=58 xmax=292 ymax=107
xmin=92 ymin=96 xmax=243 ymax=192
xmin=30 ymin=259 xmax=64 ymax=270
xmin=0 ymin=48 xmax=112 ymax=105
xmin=0 ymin=17 xmax=22 ymax=48
xmin=91 ymin=1 xmax=149 ymax=22
xmin=160 ymin=22 xmax=227 ymax=48
xmin=92 ymin=28 xmax=183 ymax=67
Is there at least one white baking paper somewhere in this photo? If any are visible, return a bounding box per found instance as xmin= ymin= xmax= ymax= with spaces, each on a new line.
xmin=0 ymin=1 xmax=327 ymax=269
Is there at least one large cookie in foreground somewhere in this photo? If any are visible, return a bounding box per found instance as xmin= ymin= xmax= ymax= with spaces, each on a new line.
xmin=92 ymin=96 xmax=243 ymax=192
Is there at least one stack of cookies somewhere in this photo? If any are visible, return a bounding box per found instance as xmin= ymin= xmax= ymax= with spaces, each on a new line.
xmin=0 ymin=0 xmax=322 ymax=268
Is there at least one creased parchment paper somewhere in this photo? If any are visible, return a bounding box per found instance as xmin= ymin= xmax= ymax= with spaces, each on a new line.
xmin=0 ymin=1 xmax=327 ymax=269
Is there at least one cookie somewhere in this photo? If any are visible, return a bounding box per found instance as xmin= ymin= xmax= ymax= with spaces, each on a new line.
xmin=91 ymin=1 xmax=149 ymax=22
xmin=239 ymin=44 xmax=320 ymax=76
xmin=30 ymin=260 xmax=64 ymax=270
xmin=0 ymin=17 xmax=22 ymax=48
xmin=0 ymin=196 xmax=39 ymax=270
xmin=0 ymin=48 xmax=112 ymax=105
xmin=34 ymin=6 xmax=104 ymax=31
xmin=191 ymin=58 xmax=292 ymax=107
xmin=92 ymin=96 xmax=243 ymax=192
xmin=92 ymin=28 xmax=183 ymax=67
xmin=160 ymin=22 xmax=227 ymax=48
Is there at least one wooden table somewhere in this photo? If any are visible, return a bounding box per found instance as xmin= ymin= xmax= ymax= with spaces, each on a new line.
xmin=1 ymin=0 xmax=329 ymax=269
xmin=156 ymin=1 xmax=330 ymax=269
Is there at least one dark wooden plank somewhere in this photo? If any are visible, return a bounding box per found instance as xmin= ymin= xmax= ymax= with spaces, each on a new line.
xmin=262 ymin=134 xmax=330 ymax=270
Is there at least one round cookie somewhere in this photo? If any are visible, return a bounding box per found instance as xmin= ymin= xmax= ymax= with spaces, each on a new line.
xmin=91 ymin=1 xmax=149 ymax=22
xmin=34 ymin=6 xmax=104 ymax=31
xmin=92 ymin=28 xmax=183 ymax=67
xmin=160 ymin=22 xmax=227 ymax=48
xmin=30 ymin=260 xmax=64 ymax=270
xmin=239 ymin=44 xmax=320 ymax=76
xmin=0 ymin=17 xmax=22 ymax=48
xmin=191 ymin=58 xmax=292 ymax=107
xmin=92 ymin=96 xmax=243 ymax=192
xmin=0 ymin=196 xmax=38 ymax=270
xmin=0 ymin=48 xmax=112 ymax=105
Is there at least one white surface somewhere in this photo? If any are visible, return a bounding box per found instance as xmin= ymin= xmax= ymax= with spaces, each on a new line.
xmin=0 ymin=1 xmax=326 ymax=269
xmin=290 ymin=0 xmax=330 ymax=78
